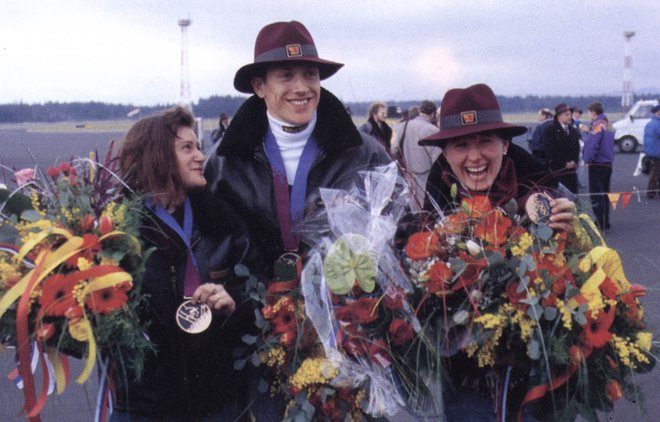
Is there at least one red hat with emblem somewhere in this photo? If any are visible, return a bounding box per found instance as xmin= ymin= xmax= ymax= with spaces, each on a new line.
xmin=419 ymin=83 xmax=527 ymax=146
xmin=233 ymin=21 xmax=344 ymax=94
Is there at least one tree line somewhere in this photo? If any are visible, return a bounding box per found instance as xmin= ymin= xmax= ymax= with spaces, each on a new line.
xmin=1 ymin=93 xmax=657 ymax=123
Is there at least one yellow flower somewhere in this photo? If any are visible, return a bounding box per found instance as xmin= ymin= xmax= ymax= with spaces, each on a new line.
xmin=511 ymin=232 xmax=533 ymax=257
xmin=289 ymin=358 xmax=338 ymax=390
xmin=68 ymin=318 xmax=91 ymax=342
xmin=635 ymin=332 xmax=652 ymax=352
xmin=77 ymin=257 xmax=93 ymax=271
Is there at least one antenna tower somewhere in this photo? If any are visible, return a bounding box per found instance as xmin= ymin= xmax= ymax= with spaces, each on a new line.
xmin=622 ymin=31 xmax=635 ymax=110
xmin=178 ymin=18 xmax=192 ymax=111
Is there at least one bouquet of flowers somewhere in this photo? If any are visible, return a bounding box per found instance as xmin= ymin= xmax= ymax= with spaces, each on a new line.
xmin=0 ymin=148 xmax=151 ymax=419
xmin=403 ymin=191 xmax=657 ymax=421
xmin=239 ymin=163 xmax=434 ymax=421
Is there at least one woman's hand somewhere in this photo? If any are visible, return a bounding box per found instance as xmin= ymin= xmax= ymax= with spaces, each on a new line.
xmin=549 ymin=197 xmax=576 ymax=232
xmin=192 ymin=283 xmax=236 ymax=317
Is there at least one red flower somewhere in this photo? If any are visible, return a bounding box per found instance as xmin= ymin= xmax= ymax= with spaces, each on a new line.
xmin=47 ymin=166 xmax=60 ymax=177
xmin=582 ymin=306 xmax=616 ymax=348
xmin=272 ymin=307 xmax=297 ymax=334
xmin=442 ymin=210 xmax=469 ymax=234
xmin=98 ymin=215 xmax=113 ymax=235
xmin=462 ymin=196 xmax=492 ymax=219
xmin=456 ymin=251 xmax=486 ymax=291
xmin=404 ymin=231 xmax=438 ymax=260
xmin=541 ymin=293 xmax=558 ymax=308
xmin=261 ymin=304 xmax=275 ymax=319
xmin=505 ymin=280 xmax=528 ymax=309
xmin=599 ymin=277 xmax=619 ymax=300
xmin=389 ymin=318 xmax=414 ymax=346
xmin=383 ymin=285 xmax=406 ymax=311
xmin=58 ymin=162 xmax=76 ymax=176
xmin=65 ymin=233 xmax=101 ymax=267
xmin=85 ymin=285 xmax=129 ymax=315
xmin=551 ymin=278 xmax=567 ymax=296
xmin=80 ymin=214 xmax=96 ymax=232
xmin=39 ymin=273 xmax=79 ymax=316
xmin=473 ymin=209 xmax=512 ymax=246
xmin=427 ymin=261 xmax=452 ymax=294
xmin=351 ymin=297 xmax=379 ymax=324
xmin=606 ymin=379 xmax=623 ymax=402
xmin=368 ymin=339 xmax=391 ymax=367
xmin=620 ymin=292 xmax=642 ymax=321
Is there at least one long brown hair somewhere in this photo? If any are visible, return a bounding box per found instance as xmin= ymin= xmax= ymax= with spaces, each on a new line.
xmin=119 ymin=106 xmax=195 ymax=208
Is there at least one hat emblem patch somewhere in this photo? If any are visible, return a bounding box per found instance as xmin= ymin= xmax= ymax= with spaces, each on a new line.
xmin=460 ymin=111 xmax=478 ymax=125
xmin=286 ymin=44 xmax=302 ymax=57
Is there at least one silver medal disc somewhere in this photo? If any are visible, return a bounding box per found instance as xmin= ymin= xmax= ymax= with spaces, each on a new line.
xmin=176 ymin=300 xmax=212 ymax=334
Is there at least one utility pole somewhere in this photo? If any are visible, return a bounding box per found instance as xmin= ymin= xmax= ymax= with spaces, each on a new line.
xmin=178 ymin=18 xmax=192 ymax=112
xmin=622 ymin=31 xmax=635 ymax=111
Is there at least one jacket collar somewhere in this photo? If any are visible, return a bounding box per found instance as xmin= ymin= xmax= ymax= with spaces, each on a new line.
xmin=216 ymin=87 xmax=362 ymax=158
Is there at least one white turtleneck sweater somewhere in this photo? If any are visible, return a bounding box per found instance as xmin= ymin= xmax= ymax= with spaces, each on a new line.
xmin=267 ymin=111 xmax=317 ymax=184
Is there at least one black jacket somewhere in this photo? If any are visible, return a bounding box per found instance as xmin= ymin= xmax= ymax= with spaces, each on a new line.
xmin=111 ymin=193 xmax=252 ymax=419
xmin=541 ymin=120 xmax=581 ymax=172
xmin=204 ymin=88 xmax=391 ymax=276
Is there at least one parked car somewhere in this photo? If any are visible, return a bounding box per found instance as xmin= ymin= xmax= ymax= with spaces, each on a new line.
xmin=612 ymin=99 xmax=659 ymax=153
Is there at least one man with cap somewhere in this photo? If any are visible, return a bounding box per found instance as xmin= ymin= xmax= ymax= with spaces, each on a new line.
xmin=419 ymin=83 xmax=577 ymax=420
xmin=203 ymin=22 xmax=390 ymax=418
xmin=540 ymin=103 xmax=581 ymax=193
xmin=644 ymin=104 xmax=660 ymax=199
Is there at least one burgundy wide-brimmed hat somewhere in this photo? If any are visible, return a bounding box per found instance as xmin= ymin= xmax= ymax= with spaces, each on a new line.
xmin=419 ymin=83 xmax=527 ymax=146
xmin=233 ymin=21 xmax=344 ymax=94
xmin=554 ymin=103 xmax=570 ymax=116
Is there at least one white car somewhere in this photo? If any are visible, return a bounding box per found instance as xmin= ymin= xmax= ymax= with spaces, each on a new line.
xmin=612 ymin=99 xmax=659 ymax=153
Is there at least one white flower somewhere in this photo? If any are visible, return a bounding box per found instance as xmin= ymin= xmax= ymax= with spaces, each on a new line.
xmin=466 ymin=240 xmax=482 ymax=256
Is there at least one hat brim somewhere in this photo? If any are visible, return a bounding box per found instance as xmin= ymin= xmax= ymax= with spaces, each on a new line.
xmin=419 ymin=122 xmax=528 ymax=146
xmin=233 ymin=58 xmax=344 ymax=93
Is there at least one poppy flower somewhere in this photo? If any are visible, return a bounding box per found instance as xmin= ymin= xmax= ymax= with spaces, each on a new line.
xmin=582 ymin=306 xmax=616 ymax=348
xmin=427 ymin=261 xmax=453 ymax=294
xmin=473 ymin=209 xmax=512 ymax=246
xmin=388 ymin=319 xmax=414 ymax=346
xmin=39 ymin=273 xmax=79 ymax=316
xmin=351 ymin=297 xmax=379 ymax=324
xmin=85 ymin=286 xmax=129 ymax=315
xmin=404 ymin=231 xmax=438 ymax=260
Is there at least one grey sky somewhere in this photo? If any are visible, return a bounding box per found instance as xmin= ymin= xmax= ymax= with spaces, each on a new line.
xmin=1 ymin=0 xmax=658 ymax=105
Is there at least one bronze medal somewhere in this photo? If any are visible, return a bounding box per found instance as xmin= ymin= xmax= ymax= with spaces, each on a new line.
xmin=525 ymin=192 xmax=553 ymax=224
xmin=176 ymin=299 xmax=212 ymax=334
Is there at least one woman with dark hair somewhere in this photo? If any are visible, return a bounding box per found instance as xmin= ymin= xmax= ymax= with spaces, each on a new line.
xmin=111 ymin=106 xmax=251 ymax=421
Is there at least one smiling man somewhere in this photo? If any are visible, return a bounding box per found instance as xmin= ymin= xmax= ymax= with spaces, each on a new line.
xmin=203 ymin=20 xmax=390 ymax=420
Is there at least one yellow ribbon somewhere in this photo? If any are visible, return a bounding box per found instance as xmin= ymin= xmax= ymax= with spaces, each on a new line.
xmin=67 ymin=317 xmax=96 ymax=384
xmin=0 ymin=236 xmax=84 ymax=319
xmin=46 ymin=347 xmax=68 ymax=395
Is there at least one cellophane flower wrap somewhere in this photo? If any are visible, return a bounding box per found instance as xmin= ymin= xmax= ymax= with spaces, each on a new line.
xmin=0 ymin=149 xmax=152 ymax=418
xmin=239 ymin=163 xmax=432 ymax=421
xmin=403 ymin=190 xmax=657 ymax=421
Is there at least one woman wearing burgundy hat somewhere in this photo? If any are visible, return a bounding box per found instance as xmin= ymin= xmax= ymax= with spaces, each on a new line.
xmin=419 ymin=84 xmax=577 ymax=421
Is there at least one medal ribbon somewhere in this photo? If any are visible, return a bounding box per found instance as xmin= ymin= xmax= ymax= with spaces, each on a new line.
xmin=147 ymin=196 xmax=201 ymax=297
xmin=263 ymin=128 xmax=319 ymax=251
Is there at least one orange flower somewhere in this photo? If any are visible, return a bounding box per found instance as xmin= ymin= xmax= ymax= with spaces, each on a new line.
xmin=39 ymin=273 xmax=79 ymax=316
xmin=582 ymin=306 xmax=615 ymax=348
xmin=606 ymin=379 xmax=623 ymax=401
xmin=85 ymin=285 xmax=129 ymax=315
xmin=427 ymin=261 xmax=453 ymax=294
xmin=462 ymin=196 xmax=492 ymax=219
xmin=442 ymin=210 xmax=469 ymax=234
xmin=79 ymin=214 xmax=96 ymax=232
xmin=473 ymin=209 xmax=512 ymax=246
xmin=404 ymin=231 xmax=438 ymax=260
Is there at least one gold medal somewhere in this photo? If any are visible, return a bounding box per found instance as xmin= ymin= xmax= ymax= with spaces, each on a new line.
xmin=176 ymin=299 xmax=212 ymax=334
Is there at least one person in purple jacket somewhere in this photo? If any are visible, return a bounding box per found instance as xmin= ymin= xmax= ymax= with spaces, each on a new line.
xmin=581 ymin=101 xmax=615 ymax=231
